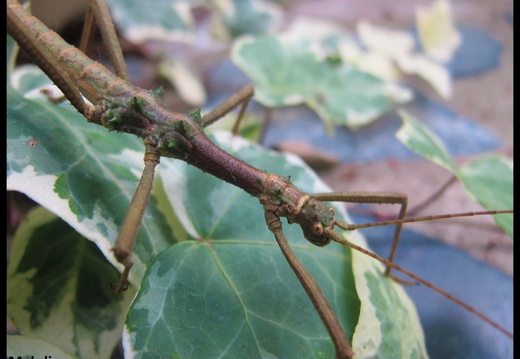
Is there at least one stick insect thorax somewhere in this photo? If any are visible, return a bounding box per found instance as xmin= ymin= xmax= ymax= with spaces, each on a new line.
xmin=100 ymin=93 xmax=338 ymax=248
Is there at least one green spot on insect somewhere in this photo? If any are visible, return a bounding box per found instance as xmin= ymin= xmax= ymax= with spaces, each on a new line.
xmin=151 ymin=86 xmax=164 ymax=99
xmin=190 ymin=109 xmax=203 ymax=126
xmin=158 ymin=130 xmax=192 ymax=157
xmin=131 ymin=96 xmax=147 ymax=111
xmin=104 ymin=109 xmax=121 ymax=129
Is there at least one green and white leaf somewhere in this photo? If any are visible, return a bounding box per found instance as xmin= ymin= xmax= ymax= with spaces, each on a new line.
xmin=232 ymin=35 xmax=393 ymax=130
xmin=458 ymin=156 xmax=513 ymax=238
xmin=351 ymin=244 xmax=426 ymax=358
xmin=396 ymin=111 xmax=513 ymax=238
xmin=159 ymin=58 xmax=207 ymax=107
xmin=7 ymin=64 xmax=175 ymax=286
xmin=396 ymin=110 xmax=457 ymax=172
xmin=356 ymin=21 xmax=416 ymax=63
xmin=7 ymin=207 xmax=135 ymax=359
xmin=104 ymin=0 xmax=280 ymax=44
xmin=105 ymin=0 xmax=196 ymax=43
xmin=123 ymin=132 xmax=427 ymax=358
xmin=7 ymin=335 xmax=75 ymax=359
xmin=7 ymin=35 xmax=19 ymax=76
xmin=396 ymin=53 xmax=452 ymax=98
xmin=210 ymin=0 xmax=282 ymax=41
xmin=7 ymin=44 xmax=426 ymax=358
xmin=357 ymin=21 xmax=452 ymax=99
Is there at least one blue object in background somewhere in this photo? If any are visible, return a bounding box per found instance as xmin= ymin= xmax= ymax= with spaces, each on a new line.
xmin=350 ymin=212 xmax=513 ymax=359
xmin=205 ymin=64 xmax=501 ymax=163
xmin=447 ymin=25 xmax=503 ymax=79
xmin=410 ymin=25 xmax=503 ymax=79
xmin=259 ymin=92 xmax=501 ymax=163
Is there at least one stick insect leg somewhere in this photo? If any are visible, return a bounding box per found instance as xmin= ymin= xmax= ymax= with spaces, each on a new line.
xmin=264 ymin=210 xmax=354 ymax=359
xmin=112 ymin=137 xmax=160 ymax=293
xmin=83 ymin=0 xmax=130 ymax=81
xmin=311 ymin=192 xmax=409 ymax=283
xmin=79 ymin=6 xmax=95 ymax=54
xmin=201 ymin=84 xmax=255 ymax=133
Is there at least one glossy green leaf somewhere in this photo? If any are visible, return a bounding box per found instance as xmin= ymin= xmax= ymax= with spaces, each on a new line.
xmin=396 ymin=110 xmax=457 ymax=172
xmin=7 ymin=65 xmax=175 ymax=285
xmin=232 ymin=35 xmax=393 ymax=130
xmin=126 ymin=241 xmax=355 ymax=358
xmin=458 ymin=156 xmax=513 ymax=237
xmin=7 ymin=335 xmax=75 ymax=359
xmin=124 ymin=132 xmax=427 ymax=358
xmin=7 ymin=207 xmax=135 ymax=359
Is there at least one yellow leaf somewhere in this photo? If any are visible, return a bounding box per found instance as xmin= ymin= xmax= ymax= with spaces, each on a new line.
xmin=416 ymin=0 xmax=461 ymax=63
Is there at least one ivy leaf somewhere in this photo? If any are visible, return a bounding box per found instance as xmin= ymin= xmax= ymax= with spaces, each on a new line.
xmin=7 ymin=335 xmax=76 ymax=359
xmin=357 ymin=21 xmax=453 ymax=99
xmin=158 ymin=58 xmax=207 ymax=107
xmin=7 ymin=45 xmax=426 ymax=358
xmin=396 ymin=111 xmax=513 ymax=237
xmin=210 ymin=0 xmax=282 ymax=41
xmin=7 ymin=64 xmax=175 ymax=285
xmin=105 ymin=0 xmax=196 ymax=43
xmin=232 ymin=35 xmax=392 ymax=130
xmin=396 ymin=110 xmax=457 ymax=173
xmin=105 ymin=0 xmax=280 ymax=44
xmin=124 ymin=132 xmax=427 ymax=358
xmin=458 ymin=156 xmax=513 ymax=237
xmin=7 ymin=207 xmax=135 ymax=359
xmin=7 ymin=35 xmax=18 ymax=76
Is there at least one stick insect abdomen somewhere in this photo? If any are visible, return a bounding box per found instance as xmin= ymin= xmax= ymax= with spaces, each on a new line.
xmin=7 ymin=0 xmax=136 ymax=103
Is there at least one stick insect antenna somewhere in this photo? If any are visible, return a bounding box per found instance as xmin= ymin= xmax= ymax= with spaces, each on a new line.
xmin=325 ymin=227 xmax=513 ymax=339
xmin=334 ymin=210 xmax=513 ymax=231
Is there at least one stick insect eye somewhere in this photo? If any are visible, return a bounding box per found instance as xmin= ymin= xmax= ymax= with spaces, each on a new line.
xmin=312 ymin=223 xmax=323 ymax=235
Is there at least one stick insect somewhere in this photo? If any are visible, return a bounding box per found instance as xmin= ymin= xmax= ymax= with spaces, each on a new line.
xmin=6 ymin=0 xmax=512 ymax=357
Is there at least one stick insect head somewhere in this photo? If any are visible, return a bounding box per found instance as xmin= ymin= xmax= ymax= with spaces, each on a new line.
xmin=296 ymin=197 xmax=336 ymax=247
